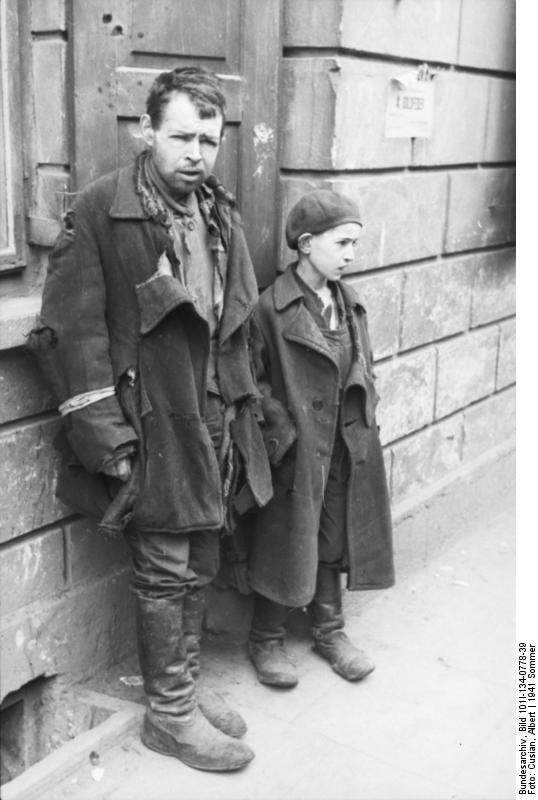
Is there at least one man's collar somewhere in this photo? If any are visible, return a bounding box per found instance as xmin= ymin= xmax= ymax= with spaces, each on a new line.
xmin=109 ymin=161 xmax=148 ymax=219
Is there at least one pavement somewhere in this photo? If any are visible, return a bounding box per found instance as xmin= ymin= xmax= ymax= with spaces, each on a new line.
xmin=28 ymin=500 xmax=517 ymax=800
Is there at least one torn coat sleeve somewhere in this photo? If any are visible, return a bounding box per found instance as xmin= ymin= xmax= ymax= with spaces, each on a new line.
xmin=37 ymin=199 xmax=137 ymax=474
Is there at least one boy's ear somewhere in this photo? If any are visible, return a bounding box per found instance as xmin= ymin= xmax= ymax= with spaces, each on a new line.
xmin=297 ymin=233 xmax=312 ymax=254
xmin=139 ymin=114 xmax=155 ymax=147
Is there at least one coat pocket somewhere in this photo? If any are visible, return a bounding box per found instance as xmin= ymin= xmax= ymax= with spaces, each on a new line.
xmin=132 ymin=410 xmax=223 ymax=532
xmin=135 ymin=272 xmax=193 ymax=335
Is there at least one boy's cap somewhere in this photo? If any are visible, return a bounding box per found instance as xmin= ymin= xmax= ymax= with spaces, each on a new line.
xmin=285 ymin=190 xmax=362 ymax=249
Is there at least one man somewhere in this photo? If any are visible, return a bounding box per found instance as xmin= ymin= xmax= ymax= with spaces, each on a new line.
xmin=30 ymin=67 xmax=272 ymax=772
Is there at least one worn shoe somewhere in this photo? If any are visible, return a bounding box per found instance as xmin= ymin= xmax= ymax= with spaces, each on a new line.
xmin=197 ymin=687 xmax=247 ymax=738
xmin=141 ymin=707 xmax=254 ymax=772
xmin=248 ymin=639 xmax=298 ymax=688
xmin=313 ymin=630 xmax=375 ymax=681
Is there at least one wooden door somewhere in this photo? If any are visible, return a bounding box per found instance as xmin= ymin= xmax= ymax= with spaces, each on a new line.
xmin=68 ymin=0 xmax=281 ymax=286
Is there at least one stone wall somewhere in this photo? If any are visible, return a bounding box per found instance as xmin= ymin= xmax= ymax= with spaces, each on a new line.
xmin=0 ymin=2 xmax=135 ymax=768
xmin=279 ymin=0 xmax=515 ymax=508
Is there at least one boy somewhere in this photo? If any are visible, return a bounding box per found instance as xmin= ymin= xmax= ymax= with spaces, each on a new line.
xmin=247 ymin=190 xmax=395 ymax=687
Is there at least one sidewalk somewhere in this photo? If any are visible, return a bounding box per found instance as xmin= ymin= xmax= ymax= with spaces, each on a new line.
xmin=39 ymin=501 xmax=516 ymax=800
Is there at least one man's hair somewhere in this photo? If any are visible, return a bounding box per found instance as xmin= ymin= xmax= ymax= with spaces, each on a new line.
xmin=145 ymin=66 xmax=226 ymax=131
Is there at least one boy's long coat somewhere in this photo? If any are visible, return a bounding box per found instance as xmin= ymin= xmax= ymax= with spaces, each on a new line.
xmin=248 ymin=266 xmax=395 ymax=607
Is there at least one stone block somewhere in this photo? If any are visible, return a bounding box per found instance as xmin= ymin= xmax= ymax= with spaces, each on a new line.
xmin=336 ymin=173 xmax=448 ymax=270
xmin=444 ymin=168 xmax=515 ymax=253
xmin=458 ymin=0 xmax=516 ymax=72
xmin=391 ymin=415 xmax=464 ymax=502
xmin=435 ymin=328 xmax=498 ymax=419
xmin=31 ymin=0 xmax=65 ymax=31
xmin=280 ymin=172 xmax=448 ymax=270
xmin=375 ymin=349 xmax=436 ymax=444
xmin=471 ymin=248 xmax=516 ymax=326
xmin=496 ymin=319 xmax=516 ymax=390
xmin=0 ymin=571 xmax=135 ymax=701
xmin=400 ymin=257 xmax=474 ymax=350
xmin=0 ymin=297 xmax=41 ymax=351
xmin=284 ymin=0 xmax=461 ymax=64
xmin=484 ymin=78 xmax=516 ymax=163
xmin=283 ymin=0 xmax=341 ymax=48
xmin=33 ymin=40 xmax=68 ymax=164
xmin=462 ymin=388 xmax=516 ymax=462
xmin=0 ymin=529 xmax=65 ymax=617
xmin=0 ymin=348 xmax=55 ymax=424
xmin=280 ymin=60 xmax=337 ymax=172
xmin=0 ymin=419 xmax=67 ymax=544
xmin=64 ymin=518 xmax=130 ymax=586
xmin=281 ymin=58 xmax=410 ymax=170
xmin=281 ymin=62 xmax=495 ymax=177
xmin=346 ymin=272 xmax=401 ymax=360
xmin=412 ymin=71 xmax=488 ymax=166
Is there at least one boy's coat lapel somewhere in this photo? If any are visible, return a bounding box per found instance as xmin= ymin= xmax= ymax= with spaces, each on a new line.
xmin=273 ymin=266 xmax=337 ymax=366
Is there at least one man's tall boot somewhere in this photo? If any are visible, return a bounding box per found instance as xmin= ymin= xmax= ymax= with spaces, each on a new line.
xmin=310 ymin=565 xmax=375 ymax=681
xmin=182 ymin=585 xmax=247 ymax=738
xmin=248 ymin=593 xmax=298 ymax=688
xmin=136 ymin=593 xmax=254 ymax=771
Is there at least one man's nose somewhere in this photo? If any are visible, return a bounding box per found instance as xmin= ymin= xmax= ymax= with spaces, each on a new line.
xmin=186 ymin=138 xmax=202 ymax=162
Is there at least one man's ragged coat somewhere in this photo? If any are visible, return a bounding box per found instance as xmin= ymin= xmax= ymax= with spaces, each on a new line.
xmin=30 ymin=159 xmax=272 ymax=534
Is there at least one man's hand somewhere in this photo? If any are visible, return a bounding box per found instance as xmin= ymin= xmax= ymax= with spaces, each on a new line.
xmin=101 ymin=456 xmax=132 ymax=482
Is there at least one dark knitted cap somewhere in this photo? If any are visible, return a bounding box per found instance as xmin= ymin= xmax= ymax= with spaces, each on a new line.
xmin=285 ymin=190 xmax=362 ymax=249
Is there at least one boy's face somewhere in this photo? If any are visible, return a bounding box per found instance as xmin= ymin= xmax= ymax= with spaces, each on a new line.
xmin=140 ymin=91 xmax=223 ymax=198
xmin=301 ymin=222 xmax=361 ymax=283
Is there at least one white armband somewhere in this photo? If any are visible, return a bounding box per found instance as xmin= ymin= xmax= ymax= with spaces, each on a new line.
xmin=58 ymin=386 xmax=116 ymax=417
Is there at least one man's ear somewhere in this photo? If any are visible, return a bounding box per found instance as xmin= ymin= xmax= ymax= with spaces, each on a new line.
xmin=297 ymin=233 xmax=312 ymax=254
xmin=139 ymin=114 xmax=155 ymax=147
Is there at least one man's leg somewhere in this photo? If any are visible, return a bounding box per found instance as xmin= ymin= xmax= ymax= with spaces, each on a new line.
xmin=310 ymin=439 xmax=374 ymax=681
xmin=126 ymin=528 xmax=254 ymax=771
xmin=182 ymin=532 xmax=247 ymax=737
xmin=248 ymin=592 xmax=298 ymax=688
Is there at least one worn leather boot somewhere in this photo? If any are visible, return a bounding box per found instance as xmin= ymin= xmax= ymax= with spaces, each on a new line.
xmin=136 ymin=594 xmax=254 ymax=771
xmin=183 ymin=585 xmax=247 ymax=738
xmin=248 ymin=593 xmax=298 ymax=688
xmin=310 ymin=566 xmax=375 ymax=682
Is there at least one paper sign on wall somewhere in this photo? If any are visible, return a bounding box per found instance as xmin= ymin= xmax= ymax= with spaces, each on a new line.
xmin=385 ymin=65 xmax=435 ymax=139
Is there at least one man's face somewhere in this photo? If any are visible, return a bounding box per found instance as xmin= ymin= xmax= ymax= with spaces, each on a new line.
xmin=140 ymin=91 xmax=223 ymax=198
xmin=302 ymin=222 xmax=361 ymax=284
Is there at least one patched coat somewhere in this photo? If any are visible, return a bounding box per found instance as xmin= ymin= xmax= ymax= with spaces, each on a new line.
xmin=30 ymin=160 xmax=272 ymax=534
xmin=247 ymin=266 xmax=395 ymax=607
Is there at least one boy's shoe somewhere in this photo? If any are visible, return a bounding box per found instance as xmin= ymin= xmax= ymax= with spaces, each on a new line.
xmin=313 ymin=630 xmax=375 ymax=681
xmin=141 ymin=707 xmax=254 ymax=771
xmin=248 ymin=639 xmax=298 ymax=688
